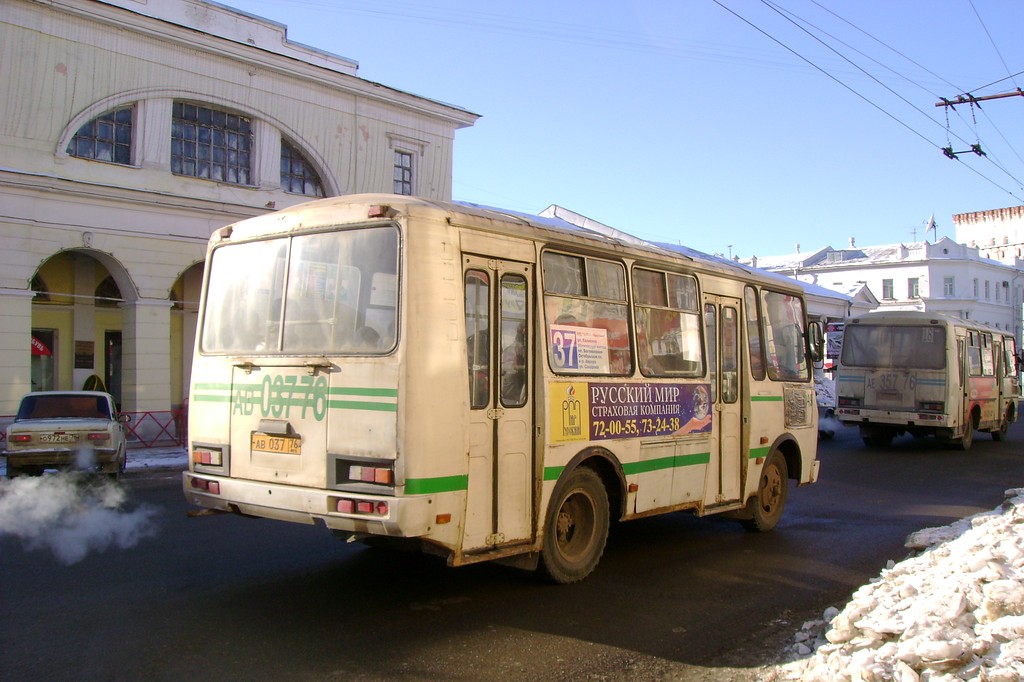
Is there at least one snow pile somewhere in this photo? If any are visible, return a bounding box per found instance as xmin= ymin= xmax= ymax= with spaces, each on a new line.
xmin=814 ymin=371 xmax=836 ymax=409
xmin=767 ymin=488 xmax=1024 ymax=682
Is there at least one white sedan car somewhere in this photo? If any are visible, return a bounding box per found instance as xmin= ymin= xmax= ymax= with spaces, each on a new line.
xmin=4 ymin=391 xmax=130 ymax=479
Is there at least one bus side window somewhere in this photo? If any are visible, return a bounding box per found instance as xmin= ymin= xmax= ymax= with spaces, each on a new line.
xmin=465 ymin=270 xmax=491 ymax=409
xmin=705 ymin=304 xmax=717 ymax=403
xmin=744 ymin=287 xmax=765 ymax=380
xmin=761 ymin=290 xmax=808 ymax=381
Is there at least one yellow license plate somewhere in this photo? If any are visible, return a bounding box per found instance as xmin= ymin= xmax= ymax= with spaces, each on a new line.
xmin=251 ymin=433 xmax=302 ymax=455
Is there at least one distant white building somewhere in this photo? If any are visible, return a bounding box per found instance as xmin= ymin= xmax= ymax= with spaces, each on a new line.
xmin=2 ymin=0 xmax=478 ymax=418
xmin=954 ymin=206 xmax=1024 ymax=262
xmin=743 ymin=236 xmax=1024 ymax=346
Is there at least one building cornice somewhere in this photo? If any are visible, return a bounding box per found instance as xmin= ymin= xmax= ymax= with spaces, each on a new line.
xmin=27 ymin=0 xmax=481 ymax=128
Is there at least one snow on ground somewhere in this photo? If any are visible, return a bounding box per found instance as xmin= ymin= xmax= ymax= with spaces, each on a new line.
xmin=763 ymin=488 xmax=1024 ymax=682
xmin=124 ymin=445 xmax=188 ymax=471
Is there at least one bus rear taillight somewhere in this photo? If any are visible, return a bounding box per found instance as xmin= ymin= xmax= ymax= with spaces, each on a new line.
xmin=333 ymin=456 xmax=395 ymax=489
xmin=837 ymin=397 xmax=861 ymax=407
xmin=193 ymin=447 xmax=223 ymax=466
xmin=919 ymin=401 xmax=944 ymax=412
xmin=349 ymin=465 xmax=393 ymax=485
xmin=334 ymin=497 xmax=389 ymax=516
xmin=188 ymin=476 xmax=221 ymax=495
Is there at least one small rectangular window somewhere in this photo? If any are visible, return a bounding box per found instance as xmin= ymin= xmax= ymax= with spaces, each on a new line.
xmin=943 ymin=276 xmax=954 ymax=297
xmin=908 ymin=278 xmax=919 ymax=299
xmin=882 ymin=279 xmax=894 ymax=299
xmin=393 ymin=150 xmax=413 ymax=195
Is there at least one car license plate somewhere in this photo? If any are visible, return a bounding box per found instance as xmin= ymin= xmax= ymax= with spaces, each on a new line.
xmin=251 ymin=433 xmax=302 ymax=455
xmin=40 ymin=433 xmax=77 ymax=443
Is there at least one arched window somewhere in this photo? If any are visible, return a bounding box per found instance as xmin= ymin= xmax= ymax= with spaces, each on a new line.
xmin=31 ymin=274 xmax=51 ymax=302
xmin=95 ymin=276 xmax=123 ymax=308
xmin=67 ymin=105 xmax=134 ymax=165
xmin=281 ymin=140 xmax=324 ymax=197
xmin=171 ymin=102 xmax=252 ymax=185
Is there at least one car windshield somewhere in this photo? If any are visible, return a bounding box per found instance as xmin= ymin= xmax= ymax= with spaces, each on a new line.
xmin=17 ymin=395 xmax=111 ymax=420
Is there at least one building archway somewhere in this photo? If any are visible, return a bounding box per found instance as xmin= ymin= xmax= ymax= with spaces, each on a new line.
xmin=30 ymin=250 xmax=136 ymax=402
xmin=170 ymin=262 xmax=204 ymax=413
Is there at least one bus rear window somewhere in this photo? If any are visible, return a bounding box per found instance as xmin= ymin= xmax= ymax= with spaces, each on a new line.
xmin=200 ymin=225 xmax=399 ymax=355
xmin=841 ymin=325 xmax=946 ymax=370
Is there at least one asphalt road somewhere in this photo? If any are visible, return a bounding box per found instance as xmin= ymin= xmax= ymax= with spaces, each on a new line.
xmin=2 ymin=421 xmax=1023 ymax=681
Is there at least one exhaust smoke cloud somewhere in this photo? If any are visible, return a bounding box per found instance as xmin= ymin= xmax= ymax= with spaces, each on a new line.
xmin=0 ymin=473 xmax=158 ymax=564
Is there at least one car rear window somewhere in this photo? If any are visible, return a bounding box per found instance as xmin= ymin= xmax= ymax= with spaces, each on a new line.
xmin=17 ymin=395 xmax=111 ymax=420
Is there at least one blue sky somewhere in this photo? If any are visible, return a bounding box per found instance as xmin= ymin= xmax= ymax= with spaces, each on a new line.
xmin=223 ymin=0 xmax=1024 ymax=260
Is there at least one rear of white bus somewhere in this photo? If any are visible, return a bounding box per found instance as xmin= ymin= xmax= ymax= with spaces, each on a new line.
xmin=834 ymin=319 xmax=951 ymax=444
xmin=183 ymin=202 xmax=433 ymax=539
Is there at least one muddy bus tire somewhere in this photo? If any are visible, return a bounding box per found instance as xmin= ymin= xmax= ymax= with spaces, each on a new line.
xmin=540 ymin=467 xmax=609 ymax=584
xmin=741 ymin=451 xmax=788 ymax=533
xmin=953 ymin=413 xmax=977 ymax=451
xmin=993 ymin=411 xmax=1011 ymax=442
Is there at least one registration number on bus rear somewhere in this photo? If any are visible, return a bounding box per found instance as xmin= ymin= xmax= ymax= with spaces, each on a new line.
xmin=251 ymin=433 xmax=302 ymax=455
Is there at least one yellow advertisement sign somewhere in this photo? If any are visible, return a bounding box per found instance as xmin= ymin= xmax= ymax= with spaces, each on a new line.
xmin=548 ymin=382 xmax=589 ymax=443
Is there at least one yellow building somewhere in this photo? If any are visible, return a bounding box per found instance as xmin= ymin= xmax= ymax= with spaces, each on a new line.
xmin=1 ymin=0 xmax=478 ymax=432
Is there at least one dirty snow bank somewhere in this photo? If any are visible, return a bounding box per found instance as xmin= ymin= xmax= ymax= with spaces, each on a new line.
xmin=765 ymin=488 xmax=1024 ymax=682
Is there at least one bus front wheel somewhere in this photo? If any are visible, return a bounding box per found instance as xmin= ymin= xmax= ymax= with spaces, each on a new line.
xmin=540 ymin=467 xmax=609 ymax=584
xmin=741 ymin=451 xmax=788 ymax=533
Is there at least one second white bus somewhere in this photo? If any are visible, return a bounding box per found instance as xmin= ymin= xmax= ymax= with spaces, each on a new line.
xmin=835 ymin=311 xmax=1019 ymax=449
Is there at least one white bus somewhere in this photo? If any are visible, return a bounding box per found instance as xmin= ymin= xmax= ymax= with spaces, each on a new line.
xmin=835 ymin=311 xmax=1019 ymax=449
xmin=184 ymin=195 xmax=824 ymax=582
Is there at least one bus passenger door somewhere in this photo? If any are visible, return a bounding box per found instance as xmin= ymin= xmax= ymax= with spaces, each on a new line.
xmin=463 ymin=257 xmax=534 ymax=552
xmin=704 ymin=296 xmax=743 ymax=504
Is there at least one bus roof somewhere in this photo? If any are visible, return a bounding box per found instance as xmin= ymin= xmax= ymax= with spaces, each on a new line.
xmin=847 ymin=309 xmax=1004 ymax=332
xmin=218 ymin=193 xmax=806 ymax=294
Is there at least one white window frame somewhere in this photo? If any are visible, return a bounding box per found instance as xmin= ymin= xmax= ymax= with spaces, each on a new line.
xmin=387 ymin=133 xmax=427 ymax=196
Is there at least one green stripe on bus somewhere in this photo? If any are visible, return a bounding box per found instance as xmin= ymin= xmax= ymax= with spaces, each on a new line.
xmin=405 ymin=475 xmax=468 ymax=495
xmin=544 ymin=466 xmax=564 ymax=481
xmin=328 ymin=400 xmax=397 ymax=412
xmin=329 ymin=387 xmax=398 ymax=398
xmin=622 ymin=451 xmax=712 ymax=475
xmin=194 ymin=383 xmax=232 ymax=391
xmin=544 ymin=451 xmax=711 ymax=482
xmin=749 ymin=446 xmax=772 ymax=459
xmin=751 ymin=395 xmax=784 ymax=402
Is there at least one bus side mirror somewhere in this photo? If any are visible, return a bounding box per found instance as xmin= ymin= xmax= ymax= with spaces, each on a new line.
xmin=806 ymin=321 xmax=825 ymax=363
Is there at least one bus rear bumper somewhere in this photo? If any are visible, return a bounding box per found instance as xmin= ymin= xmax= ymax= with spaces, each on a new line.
xmin=836 ymin=408 xmax=950 ymax=429
xmin=182 ymin=473 xmax=435 ymax=537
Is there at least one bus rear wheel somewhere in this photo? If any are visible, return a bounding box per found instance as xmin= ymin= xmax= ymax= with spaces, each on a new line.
xmin=953 ymin=414 xmax=976 ymax=451
xmin=993 ymin=411 xmax=1010 ymax=442
xmin=540 ymin=467 xmax=609 ymax=584
xmin=741 ymin=451 xmax=788 ymax=532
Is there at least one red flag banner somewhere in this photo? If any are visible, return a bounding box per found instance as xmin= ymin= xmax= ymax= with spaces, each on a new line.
xmin=31 ymin=336 xmax=52 ymax=356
